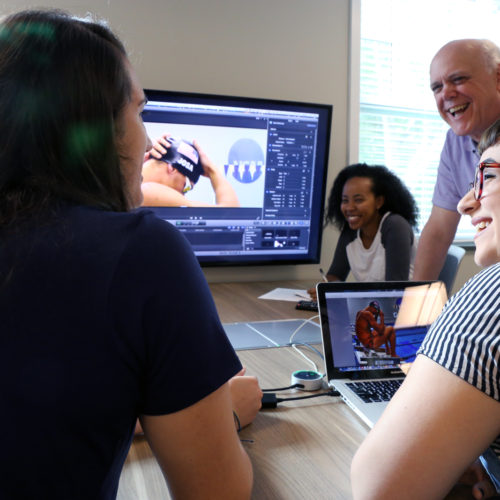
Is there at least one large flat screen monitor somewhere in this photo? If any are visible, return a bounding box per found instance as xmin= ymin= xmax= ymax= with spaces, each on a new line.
xmin=142 ymin=89 xmax=332 ymax=266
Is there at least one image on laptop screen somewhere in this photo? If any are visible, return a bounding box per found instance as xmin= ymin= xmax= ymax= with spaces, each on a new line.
xmin=320 ymin=282 xmax=446 ymax=375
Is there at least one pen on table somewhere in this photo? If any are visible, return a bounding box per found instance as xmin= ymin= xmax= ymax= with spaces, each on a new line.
xmin=295 ymin=292 xmax=311 ymax=299
xmin=319 ymin=268 xmax=328 ymax=282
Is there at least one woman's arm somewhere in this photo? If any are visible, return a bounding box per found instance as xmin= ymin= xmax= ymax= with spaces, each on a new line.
xmin=141 ymin=382 xmax=252 ymax=500
xmin=307 ymin=229 xmax=352 ymax=299
xmin=351 ymin=355 xmax=500 ymax=500
xmin=381 ymin=214 xmax=414 ymax=280
xmin=135 ymin=369 xmax=262 ymax=435
xmin=327 ymin=227 xmax=354 ymax=281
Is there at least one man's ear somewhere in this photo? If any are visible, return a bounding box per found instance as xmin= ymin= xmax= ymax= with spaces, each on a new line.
xmin=496 ymin=62 xmax=500 ymax=91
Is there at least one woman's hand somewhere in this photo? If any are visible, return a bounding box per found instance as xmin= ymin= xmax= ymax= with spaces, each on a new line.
xmin=228 ymin=368 xmax=262 ymax=428
xmin=307 ymin=274 xmax=338 ymax=300
xmin=444 ymin=459 xmax=498 ymax=499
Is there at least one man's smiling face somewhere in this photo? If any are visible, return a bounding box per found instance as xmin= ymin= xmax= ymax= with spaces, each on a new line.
xmin=430 ymin=40 xmax=500 ymax=142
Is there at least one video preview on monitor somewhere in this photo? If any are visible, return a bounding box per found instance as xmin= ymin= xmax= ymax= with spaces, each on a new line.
xmin=142 ymin=90 xmax=332 ymax=266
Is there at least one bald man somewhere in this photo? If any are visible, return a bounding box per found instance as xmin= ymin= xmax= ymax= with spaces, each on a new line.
xmin=413 ymin=39 xmax=500 ymax=280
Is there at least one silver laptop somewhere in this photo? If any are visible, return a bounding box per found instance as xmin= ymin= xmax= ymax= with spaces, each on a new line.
xmin=317 ymin=280 xmax=447 ymax=428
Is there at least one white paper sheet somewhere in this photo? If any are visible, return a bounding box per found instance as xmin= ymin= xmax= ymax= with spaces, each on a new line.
xmin=258 ymin=288 xmax=311 ymax=302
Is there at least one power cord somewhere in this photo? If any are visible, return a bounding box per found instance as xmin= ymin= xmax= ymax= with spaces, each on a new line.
xmin=291 ymin=342 xmax=324 ymax=359
xmin=261 ymin=389 xmax=340 ymax=409
xmin=288 ymin=315 xmax=324 ymax=373
xmin=292 ymin=343 xmax=322 ymax=372
xmin=289 ymin=314 xmax=320 ymax=344
xmin=260 ymin=317 xmax=328 ymax=402
xmin=262 ymin=383 xmax=304 ymax=392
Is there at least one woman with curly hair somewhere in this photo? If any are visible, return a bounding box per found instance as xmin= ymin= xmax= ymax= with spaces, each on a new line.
xmin=309 ymin=164 xmax=418 ymax=297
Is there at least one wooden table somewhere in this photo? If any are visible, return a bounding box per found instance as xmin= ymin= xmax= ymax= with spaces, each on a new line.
xmin=117 ymin=281 xmax=369 ymax=499
xmin=208 ymin=280 xmax=318 ymax=323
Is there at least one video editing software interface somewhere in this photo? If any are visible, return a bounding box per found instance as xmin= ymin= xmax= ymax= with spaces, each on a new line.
xmin=142 ymin=90 xmax=331 ymax=265
xmin=323 ymin=284 xmax=445 ymax=373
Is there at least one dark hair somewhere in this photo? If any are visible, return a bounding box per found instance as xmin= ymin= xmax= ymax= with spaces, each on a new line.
xmin=478 ymin=118 xmax=500 ymax=155
xmin=0 ymin=9 xmax=132 ymax=225
xmin=325 ymin=163 xmax=419 ymax=229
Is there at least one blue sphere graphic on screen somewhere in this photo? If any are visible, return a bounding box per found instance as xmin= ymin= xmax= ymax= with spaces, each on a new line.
xmin=225 ymin=138 xmax=264 ymax=183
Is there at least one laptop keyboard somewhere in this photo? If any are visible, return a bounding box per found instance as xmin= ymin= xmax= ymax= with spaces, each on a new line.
xmin=346 ymin=379 xmax=403 ymax=403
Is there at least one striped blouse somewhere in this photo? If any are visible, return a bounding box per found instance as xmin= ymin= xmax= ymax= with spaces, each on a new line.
xmin=418 ymin=263 xmax=500 ymax=459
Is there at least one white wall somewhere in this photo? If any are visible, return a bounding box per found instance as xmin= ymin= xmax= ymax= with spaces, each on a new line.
xmin=1 ymin=1 xmax=479 ymax=290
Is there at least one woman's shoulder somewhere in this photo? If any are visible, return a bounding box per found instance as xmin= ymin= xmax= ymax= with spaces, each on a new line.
xmin=381 ymin=212 xmax=413 ymax=232
xmin=380 ymin=213 xmax=414 ymax=247
xmin=75 ymin=205 xmax=177 ymax=234
xmin=67 ymin=205 xmax=191 ymax=260
xmin=120 ymin=208 xmax=193 ymax=257
xmin=91 ymin=207 xmax=204 ymax=294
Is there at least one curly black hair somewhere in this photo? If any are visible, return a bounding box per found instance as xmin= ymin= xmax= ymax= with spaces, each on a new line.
xmin=325 ymin=163 xmax=419 ymax=230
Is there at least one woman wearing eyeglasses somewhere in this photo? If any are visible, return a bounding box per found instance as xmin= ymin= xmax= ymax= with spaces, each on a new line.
xmin=351 ymin=120 xmax=500 ymax=500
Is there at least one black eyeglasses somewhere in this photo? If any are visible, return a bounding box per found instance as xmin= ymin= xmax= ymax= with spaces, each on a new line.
xmin=473 ymin=161 xmax=500 ymax=200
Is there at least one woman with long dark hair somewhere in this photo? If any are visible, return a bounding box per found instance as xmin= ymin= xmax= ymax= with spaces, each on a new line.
xmin=0 ymin=9 xmax=253 ymax=498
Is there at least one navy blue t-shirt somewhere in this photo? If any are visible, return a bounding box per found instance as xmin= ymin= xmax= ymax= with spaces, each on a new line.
xmin=0 ymin=205 xmax=241 ymax=499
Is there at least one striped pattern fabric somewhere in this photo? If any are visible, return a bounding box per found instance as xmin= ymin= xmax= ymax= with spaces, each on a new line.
xmin=419 ymin=263 xmax=500 ymax=458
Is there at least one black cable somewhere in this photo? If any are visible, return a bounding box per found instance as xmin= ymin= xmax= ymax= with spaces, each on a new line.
xmin=276 ymin=389 xmax=340 ymax=403
xmin=262 ymin=383 xmax=303 ymax=392
xmin=261 ymin=389 xmax=340 ymax=409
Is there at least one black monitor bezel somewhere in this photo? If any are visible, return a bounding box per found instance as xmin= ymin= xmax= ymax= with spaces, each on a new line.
xmin=143 ymin=89 xmax=333 ymax=267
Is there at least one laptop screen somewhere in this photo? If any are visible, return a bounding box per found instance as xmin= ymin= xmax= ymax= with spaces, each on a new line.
xmin=317 ymin=281 xmax=447 ymax=380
